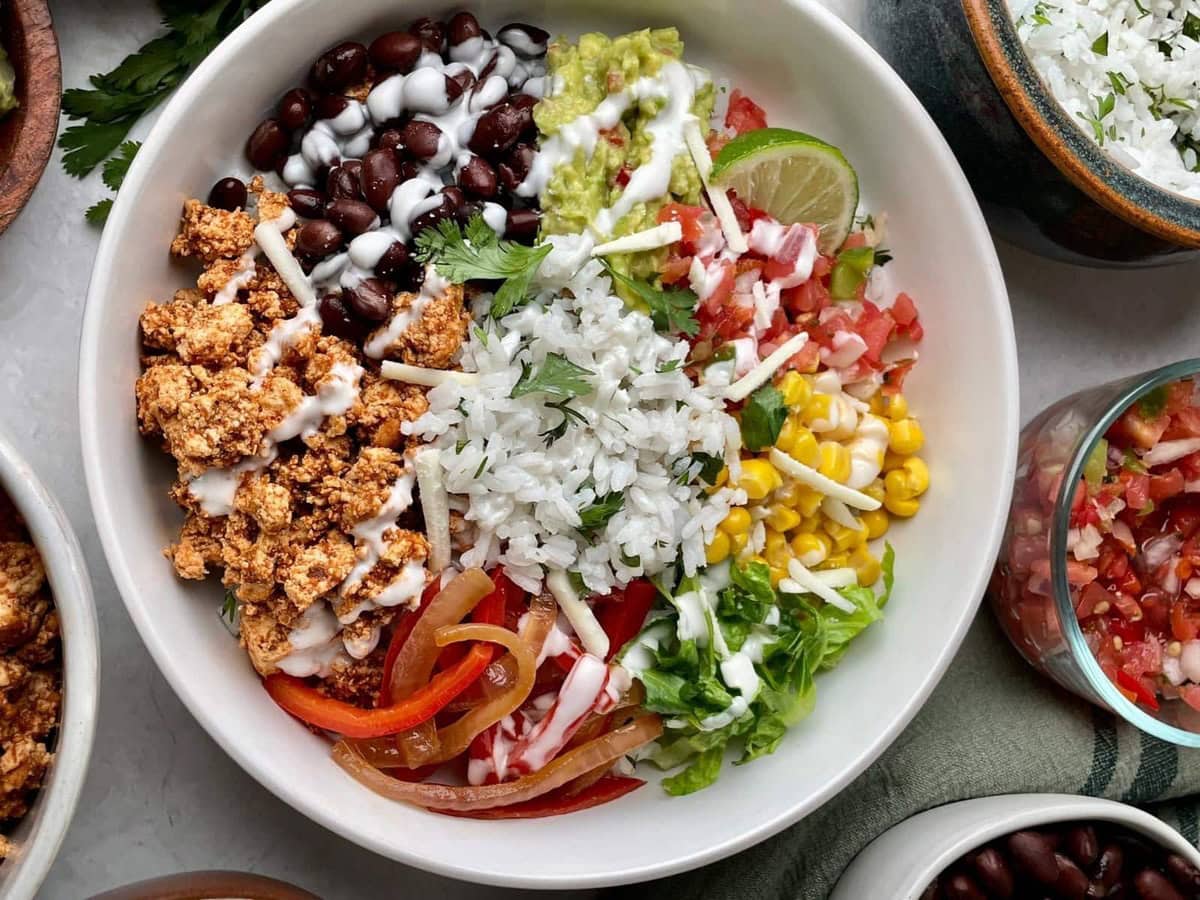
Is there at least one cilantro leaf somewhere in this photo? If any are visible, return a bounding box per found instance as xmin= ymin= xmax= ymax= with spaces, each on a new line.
xmin=414 ymin=216 xmax=552 ymax=318
xmin=578 ymin=491 xmax=624 ymax=534
xmin=539 ymin=398 xmax=586 ymax=446
xmin=84 ymin=198 xmax=114 ymax=227
xmin=510 ymin=352 xmax=593 ymax=400
xmin=740 ymin=385 xmax=788 ymax=451
xmin=1091 ymin=31 xmax=1108 ymax=55
xmin=1185 ymin=12 xmax=1200 ymax=41
xmin=101 ymin=140 xmax=140 ymax=192
xmin=602 ymin=262 xmax=699 ymax=336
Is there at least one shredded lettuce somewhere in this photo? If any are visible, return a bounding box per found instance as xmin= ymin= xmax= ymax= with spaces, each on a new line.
xmin=632 ymin=545 xmax=895 ymax=794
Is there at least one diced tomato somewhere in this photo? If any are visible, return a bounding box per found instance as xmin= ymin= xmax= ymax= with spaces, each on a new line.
xmin=881 ymin=359 xmax=916 ymax=396
xmin=1116 ymin=668 xmax=1160 ymax=710
xmin=781 ymin=278 xmax=830 ymax=316
xmin=854 ymin=301 xmax=897 ymax=366
xmin=762 ymin=224 xmax=815 ymax=283
xmin=701 ymin=262 xmax=736 ymax=312
xmin=891 ymin=292 xmax=919 ymax=326
xmin=706 ymin=131 xmax=731 ymax=157
xmin=1120 ymin=470 xmax=1152 ymax=512
xmin=1165 ymin=380 xmax=1194 ymax=414
xmin=657 ymin=203 xmax=707 ymax=252
xmin=1150 ymin=468 xmax=1186 ymax=502
xmin=1076 ymin=581 xmax=1115 ymax=619
xmin=1108 ymin=613 xmax=1146 ymax=645
xmin=1182 ymin=684 xmax=1200 ymax=712
xmin=1172 ymin=603 xmax=1200 ymax=641
xmin=1110 ymin=408 xmax=1170 ymax=450
xmin=841 ymin=231 xmax=869 ymax=250
xmin=614 ymin=165 xmax=632 ymax=188
xmin=724 ymin=89 xmax=768 ymax=135
xmin=659 ymin=252 xmax=693 ymax=285
xmin=1165 ymin=408 xmax=1200 ymax=440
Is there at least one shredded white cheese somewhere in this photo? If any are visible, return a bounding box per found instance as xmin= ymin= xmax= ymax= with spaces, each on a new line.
xmin=684 ymin=121 xmax=748 ymax=254
xmin=415 ymin=448 xmax=451 ymax=573
xmin=381 ymin=362 xmax=480 ymax=388
xmin=780 ymin=558 xmax=857 ymax=613
xmin=253 ymin=211 xmax=316 ymax=307
xmin=768 ymin=448 xmax=881 ymax=511
xmin=591 ymin=222 xmax=683 ymax=256
xmin=725 ymin=333 xmax=810 ymax=402
xmin=546 ymin=569 xmax=610 ymax=660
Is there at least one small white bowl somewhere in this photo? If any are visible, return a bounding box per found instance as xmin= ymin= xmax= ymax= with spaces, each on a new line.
xmin=0 ymin=430 xmax=99 ymax=899
xmin=78 ymin=0 xmax=1018 ymax=888
xmin=831 ymin=793 xmax=1200 ymax=899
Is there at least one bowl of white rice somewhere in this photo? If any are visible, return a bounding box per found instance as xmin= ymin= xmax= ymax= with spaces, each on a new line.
xmin=869 ymin=0 xmax=1200 ymax=266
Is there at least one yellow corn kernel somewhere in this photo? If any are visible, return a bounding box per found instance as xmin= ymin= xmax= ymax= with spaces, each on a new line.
xmin=861 ymin=508 xmax=890 ymax=540
xmin=888 ymin=418 xmax=925 ymax=456
xmin=823 ymin=520 xmax=859 ymax=553
xmin=797 ymin=486 xmax=824 ymax=517
xmin=818 ymin=442 xmax=852 ymax=484
xmin=704 ymin=465 xmax=730 ymax=495
xmin=801 ymin=393 xmax=833 ymax=426
xmin=852 ymin=523 xmax=871 ymax=547
xmin=883 ymin=451 xmax=909 ymax=472
xmin=901 ymin=457 xmax=930 ymax=497
xmin=769 ymin=566 xmax=786 ymax=587
xmin=791 ymin=532 xmax=828 ymax=566
xmin=775 ymin=416 xmax=800 ymax=453
xmin=720 ymin=507 xmax=752 ymax=535
xmin=884 ymin=494 xmax=920 ymax=518
xmin=730 ymin=531 xmax=749 ymax=555
xmin=706 ymin=530 xmax=731 ymax=565
xmin=869 ymin=393 xmax=886 ymax=415
xmin=797 ymin=514 xmax=821 ymax=534
xmin=779 ymin=371 xmax=813 ymax=408
xmin=764 ymin=504 xmax=802 ymax=533
xmin=886 ymin=393 xmax=909 ymax=421
xmin=884 ymin=469 xmax=913 ymax=501
xmin=819 ymin=552 xmax=850 ymax=570
xmin=852 ymin=548 xmax=882 ymax=585
xmin=735 ymin=458 xmax=781 ymax=501
xmin=788 ymin=424 xmax=820 ymax=467
xmin=765 ymin=528 xmax=789 ymax=567
xmin=864 ymin=478 xmax=886 ymax=504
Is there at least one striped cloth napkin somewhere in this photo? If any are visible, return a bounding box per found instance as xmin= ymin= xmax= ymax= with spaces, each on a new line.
xmin=604 ymin=612 xmax=1200 ymax=900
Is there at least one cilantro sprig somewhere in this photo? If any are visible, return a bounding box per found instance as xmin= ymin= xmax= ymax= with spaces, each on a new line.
xmin=415 ymin=216 xmax=552 ymax=318
xmin=578 ymin=491 xmax=625 ymax=535
xmin=510 ymin=352 xmax=593 ymax=400
xmin=740 ymin=385 xmax=788 ymax=451
xmin=602 ymin=262 xmax=699 ymax=337
xmin=62 ymin=0 xmax=270 ymax=222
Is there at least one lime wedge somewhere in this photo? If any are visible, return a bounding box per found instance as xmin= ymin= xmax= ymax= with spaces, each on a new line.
xmin=710 ymin=128 xmax=859 ymax=254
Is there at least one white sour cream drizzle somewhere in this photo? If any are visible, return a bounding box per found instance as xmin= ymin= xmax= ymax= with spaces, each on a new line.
xmin=364 ymin=265 xmax=451 ymax=359
xmin=213 ymin=208 xmax=298 ymax=306
xmin=278 ymin=602 xmax=346 ymax=678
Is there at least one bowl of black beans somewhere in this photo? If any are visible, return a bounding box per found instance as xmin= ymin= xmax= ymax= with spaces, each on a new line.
xmin=830 ymin=794 xmax=1200 ymax=900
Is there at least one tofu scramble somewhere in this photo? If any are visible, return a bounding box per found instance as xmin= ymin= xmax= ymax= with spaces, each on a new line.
xmin=138 ymin=12 xmax=930 ymax=816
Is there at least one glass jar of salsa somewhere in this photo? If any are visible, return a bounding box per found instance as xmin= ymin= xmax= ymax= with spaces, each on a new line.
xmin=992 ymin=360 xmax=1200 ymax=743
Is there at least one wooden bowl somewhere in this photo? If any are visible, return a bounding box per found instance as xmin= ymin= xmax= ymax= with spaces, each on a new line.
xmin=0 ymin=0 xmax=59 ymax=237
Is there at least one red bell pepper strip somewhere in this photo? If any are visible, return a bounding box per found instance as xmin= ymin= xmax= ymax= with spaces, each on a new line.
xmin=266 ymin=643 xmax=494 ymax=739
xmin=434 ymin=776 xmax=645 ymax=819
xmin=596 ymin=580 xmax=657 ymax=661
xmin=1116 ymin=669 xmax=1161 ymax=711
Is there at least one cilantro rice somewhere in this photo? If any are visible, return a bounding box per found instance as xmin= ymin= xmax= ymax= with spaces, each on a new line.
xmin=1009 ymin=0 xmax=1200 ymax=199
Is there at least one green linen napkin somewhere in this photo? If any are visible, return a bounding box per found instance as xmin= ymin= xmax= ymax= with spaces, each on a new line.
xmin=605 ymin=611 xmax=1200 ymax=900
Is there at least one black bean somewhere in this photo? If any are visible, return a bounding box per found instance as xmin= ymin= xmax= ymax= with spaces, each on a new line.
xmin=310 ymin=41 xmax=368 ymax=91
xmin=207 ymin=177 xmax=247 ymax=211
xmin=326 ymin=198 xmax=377 ymax=235
xmin=410 ymin=194 xmax=457 ymax=236
xmin=505 ymin=207 xmax=539 ymax=243
xmin=458 ymin=155 xmax=498 ymax=198
xmin=396 ymin=160 xmax=421 ymax=183
xmin=441 ymin=186 xmax=466 ymax=212
xmin=497 ymin=142 xmax=535 ymax=191
xmin=920 ymin=880 xmax=942 ymax=900
xmin=1010 ymin=832 xmax=1061 ymax=886
xmin=448 ymin=11 xmax=482 ymax=45
xmin=326 ymin=164 xmax=362 ymax=201
xmin=1056 ymin=853 xmax=1090 ymax=900
xmin=360 ymin=148 xmax=401 ymax=212
xmin=971 ymin=847 xmax=1014 ymax=898
xmin=376 ymin=128 xmax=404 ymax=152
xmin=408 ymin=17 xmax=445 ymax=53
xmin=1165 ymin=855 xmax=1200 ymax=892
xmin=245 ymin=119 xmax=289 ymax=170
xmin=497 ymin=22 xmax=549 ymax=57
xmin=400 ymin=120 xmax=444 ymax=160
xmin=316 ymin=93 xmax=352 ymax=121
xmin=1095 ymin=845 xmax=1125 ymax=892
xmin=1133 ymin=870 xmax=1185 ymax=900
xmin=943 ymin=873 xmax=986 ymax=900
xmin=296 ymin=219 xmax=343 ymax=256
xmin=369 ymin=31 xmax=423 ymax=73
xmin=468 ymin=101 xmax=525 ymax=157
xmin=448 ymin=68 xmax=476 ymax=98
xmin=346 ymin=278 xmax=392 ymax=322
xmin=374 ymin=241 xmax=410 ymax=280
xmin=1067 ymin=827 xmax=1101 ymax=870
xmin=287 ymin=188 xmax=326 ymax=219
xmin=457 ymin=200 xmax=483 ymax=226
xmin=317 ymin=293 xmax=366 ymax=341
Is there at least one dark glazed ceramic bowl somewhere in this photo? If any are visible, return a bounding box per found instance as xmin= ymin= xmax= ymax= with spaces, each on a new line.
xmin=866 ymin=0 xmax=1200 ymax=267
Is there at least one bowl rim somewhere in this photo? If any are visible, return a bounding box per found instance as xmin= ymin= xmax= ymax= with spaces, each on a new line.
xmin=961 ymin=0 xmax=1200 ymax=249
xmin=0 ymin=429 xmax=99 ymax=900
xmin=77 ymin=0 xmax=1020 ymax=887
xmin=0 ymin=0 xmax=61 ymax=238
xmin=1050 ymin=358 xmax=1200 ymax=747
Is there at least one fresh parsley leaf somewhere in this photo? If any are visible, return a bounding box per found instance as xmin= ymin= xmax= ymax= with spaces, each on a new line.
xmin=662 ymin=744 xmax=725 ymax=796
xmin=414 ymin=216 xmax=552 ymax=318
xmin=690 ymin=452 xmax=726 ymax=486
xmin=740 ymin=385 xmax=788 ymax=451
xmin=657 ymin=359 xmax=682 ymax=373
xmin=578 ymin=491 xmax=624 ymax=534
xmin=1138 ymin=385 xmax=1168 ymax=418
xmin=473 ymin=456 xmax=489 ymax=478
xmin=1184 ymin=12 xmax=1200 ymax=41
xmin=84 ymin=198 xmax=114 ymax=226
xmin=602 ymin=261 xmax=699 ymax=336
xmin=1091 ymin=31 xmax=1108 ymax=55
xmin=539 ymin=398 xmax=586 ymax=446
xmin=220 ymin=589 xmax=238 ymax=623
xmin=101 ymin=140 xmax=141 ymax=192
xmin=1107 ymin=71 xmax=1131 ymax=96
xmin=510 ymin=353 xmax=593 ymax=400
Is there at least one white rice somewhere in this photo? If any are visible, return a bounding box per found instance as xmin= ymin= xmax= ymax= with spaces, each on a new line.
xmin=1009 ymin=0 xmax=1200 ymax=199
xmin=406 ymin=235 xmax=744 ymax=595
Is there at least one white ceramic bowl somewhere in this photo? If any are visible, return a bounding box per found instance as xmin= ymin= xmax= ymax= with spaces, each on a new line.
xmin=78 ymin=0 xmax=1018 ymax=888
xmin=831 ymin=793 xmax=1200 ymax=899
xmin=0 ymin=431 xmax=98 ymax=899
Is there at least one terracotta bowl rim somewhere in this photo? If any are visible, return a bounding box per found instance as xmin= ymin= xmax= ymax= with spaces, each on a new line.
xmin=0 ymin=0 xmax=61 ymax=238
xmin=961 ymin=0 xmax=1200 ymax=248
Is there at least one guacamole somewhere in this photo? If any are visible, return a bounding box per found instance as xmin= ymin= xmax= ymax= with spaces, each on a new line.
xmin=0 ymin=42 xmax=15 ymax=119
xmin=533 ymin=28 xmax=714 ymax=276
